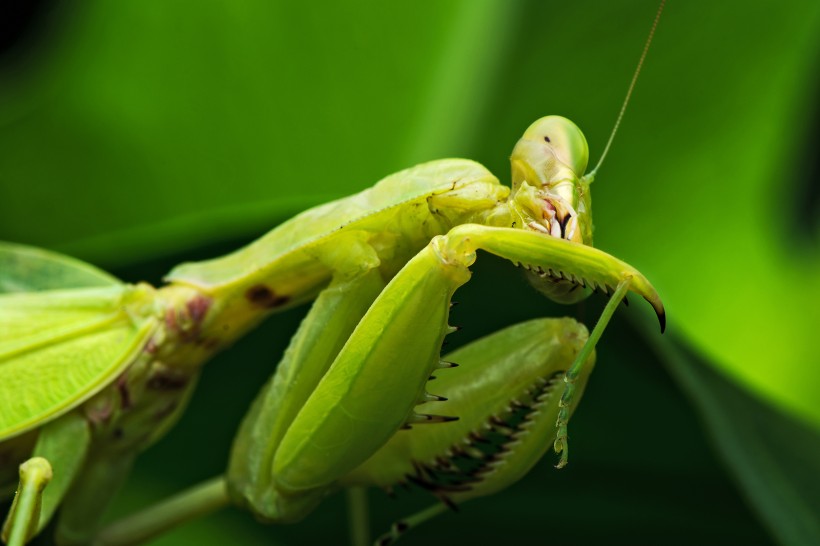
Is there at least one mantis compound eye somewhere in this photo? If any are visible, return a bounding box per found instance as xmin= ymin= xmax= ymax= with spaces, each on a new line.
xmin=511 ymin=116 xmax=589 ymax=187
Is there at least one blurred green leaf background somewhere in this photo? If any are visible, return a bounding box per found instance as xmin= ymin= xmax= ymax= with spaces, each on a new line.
xmin=1 ymin=0 xmax=819 ymax=544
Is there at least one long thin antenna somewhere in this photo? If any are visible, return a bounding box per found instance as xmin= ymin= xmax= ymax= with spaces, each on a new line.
xmin=588 ymin=0 xmax=665 ymax=178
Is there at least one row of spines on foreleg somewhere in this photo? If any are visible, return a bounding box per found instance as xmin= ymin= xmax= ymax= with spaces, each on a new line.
xmin=402 ymin=321 xmax=462 ymax=428
xmin=392 ymin=371 xmax=564 ymax=505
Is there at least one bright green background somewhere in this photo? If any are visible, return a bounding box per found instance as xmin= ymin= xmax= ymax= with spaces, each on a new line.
xmin=1 ymin=1 xmax=819 ymax=544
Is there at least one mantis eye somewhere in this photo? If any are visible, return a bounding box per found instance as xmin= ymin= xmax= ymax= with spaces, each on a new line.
xmin=510 ymin=116 xmax=589 ymax=194
xmin=517 ymin=116 xmax=589 ymax=178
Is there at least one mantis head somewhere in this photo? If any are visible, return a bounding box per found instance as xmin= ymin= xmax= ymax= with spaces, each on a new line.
xmin=510 ymin=116 xmax=596 ymax=303
xmin=510 ymin=116 xmax=593 ymax=247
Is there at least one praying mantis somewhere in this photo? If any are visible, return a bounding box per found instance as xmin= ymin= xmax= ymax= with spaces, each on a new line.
xmin=0 ymin=3 xmax=666 ymax=545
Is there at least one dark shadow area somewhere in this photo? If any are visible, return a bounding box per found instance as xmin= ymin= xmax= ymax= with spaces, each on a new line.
xmin=0 ymin=0 xmax=58 ymax=65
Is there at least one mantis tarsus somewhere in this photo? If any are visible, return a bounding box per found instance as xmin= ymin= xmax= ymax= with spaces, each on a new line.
xmin=0 ymin=3 xmax=666 ymax=545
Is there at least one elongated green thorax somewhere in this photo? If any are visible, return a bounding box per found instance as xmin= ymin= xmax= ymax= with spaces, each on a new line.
xmin=164 ymin=160 xmax=509 ymax=351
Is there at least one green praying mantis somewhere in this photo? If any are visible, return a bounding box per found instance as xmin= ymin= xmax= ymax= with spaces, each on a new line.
xmin=0 ymin=4 xmax=667 ymax=545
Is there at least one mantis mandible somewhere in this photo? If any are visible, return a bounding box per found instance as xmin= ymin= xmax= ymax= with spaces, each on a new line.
xmin=0 ymin=3 xmax=665 ymax=545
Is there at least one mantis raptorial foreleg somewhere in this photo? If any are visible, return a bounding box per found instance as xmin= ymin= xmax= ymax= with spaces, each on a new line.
xmin=230 ymin=264 xmax=387 ymax=520
xmin=351 ymin=316 xmax=597 ymax=545
xmin=429 ymin=224 xmax=663 ymax=470
xmin=231 ymin=219 xmax=660 ymax=521
xmin=97 ymin=309 xmax=596 ymax=546
xmin=269 ymin=242 xmax=468 ymax=495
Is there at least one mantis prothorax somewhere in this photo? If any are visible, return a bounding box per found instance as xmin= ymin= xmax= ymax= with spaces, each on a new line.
xmin=0 ymin=3 xmax=666 ymax=545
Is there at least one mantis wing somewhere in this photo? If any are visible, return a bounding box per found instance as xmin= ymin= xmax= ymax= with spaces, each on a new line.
xmin=0 ymin=244 xmax=158 ymax=441
xmin=0 ymin=242 xmax=120 ymax=293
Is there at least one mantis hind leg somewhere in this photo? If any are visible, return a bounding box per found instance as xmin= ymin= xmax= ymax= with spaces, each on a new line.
xmin=1 ymin=412 xmax=90 ymax=545
xmin=1 ymin=458 xmax=52 ymax=546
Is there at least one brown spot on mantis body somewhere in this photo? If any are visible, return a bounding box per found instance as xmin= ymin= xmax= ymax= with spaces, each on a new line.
xmin=146 ymin=366 xmax=189 ymax=391
xmin=186 ymin=295 xmax=212 ymax=323
xmin=245 ymin=284 xmax=290 ymax=308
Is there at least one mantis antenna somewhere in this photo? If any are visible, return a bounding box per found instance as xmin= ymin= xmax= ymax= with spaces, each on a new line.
xmin=588 ymin=0 xmax=665 ymax=178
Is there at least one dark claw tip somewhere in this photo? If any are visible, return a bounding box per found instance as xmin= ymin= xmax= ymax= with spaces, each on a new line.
xmin=645 ymin=296 xmax=666 ymax=334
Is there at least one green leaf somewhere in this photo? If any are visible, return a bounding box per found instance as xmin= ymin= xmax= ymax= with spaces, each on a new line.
xmin=589 ymin=1 xmax=820 ymax=429
xmin=0 ymin=0 xmax=516 ymax=267
xmin=643 ymin=322 xmax=820 ymax=546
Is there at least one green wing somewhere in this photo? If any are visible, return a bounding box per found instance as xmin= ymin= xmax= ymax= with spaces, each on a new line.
xmin=0 ymin=244 xmax=158 ymax=441
xmin=0 ymin=242 xmax=119 ymax=293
